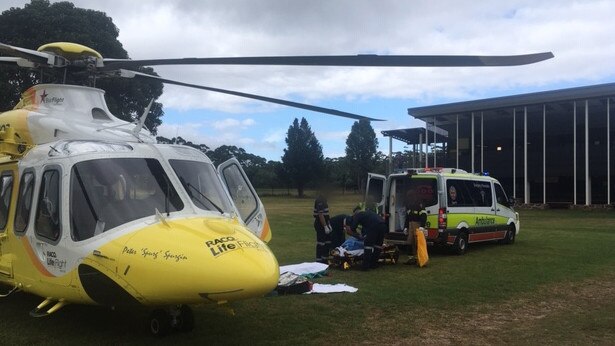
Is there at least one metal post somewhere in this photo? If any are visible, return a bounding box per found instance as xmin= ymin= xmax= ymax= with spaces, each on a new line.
xmin=388 ymin=136 xmax=393 ymax=175
xmin=433 ymin=116 xmax=437 ymax=167
xmin=480 ymin=112 xmax=484 ymax=173
xmin=573 ymin=101 xmax=577 ymax=205
xmin=543 ymin=104 xmax=546 ymax=204
xmin=524 ymin=106 xmax=529 ymax=204
xmin=471 ymin=112 xmax=475 ymax=173
xmin=419 ymin=133 xmax=423 ymax=168
xmin=608 ymin=98 xmax=611 ymax=205
xmin=585 ymin=100 xmax=590 ymax=205
xmin=513 ymin=109 xmax=516 ymax=199
xmin=412 ymin=144 xmax=417 ymax=168
xmin=425 ymin=122 xmax=429 ymax=168
xmin=456 ymin=114 xmax=459 ymax=169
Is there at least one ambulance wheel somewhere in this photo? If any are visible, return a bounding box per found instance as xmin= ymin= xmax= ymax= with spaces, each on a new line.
xmin=453 ymin=232 xmax=468 ymax=255
xmin=176 ymin=305 xmax=195 ymax=333
xmin=149 ymin=309 xmax=172 ymax=337
xmin=503 ymin=225 xmax=516 ymax=245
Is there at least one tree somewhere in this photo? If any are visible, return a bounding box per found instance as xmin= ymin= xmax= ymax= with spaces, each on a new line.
xmin=282 ymin=117 xmax=324 ymax=197
xmin=345 ymin=119 xmax=379 ymax=192
xmin=0 ymin=0 xmax=165 ymax=133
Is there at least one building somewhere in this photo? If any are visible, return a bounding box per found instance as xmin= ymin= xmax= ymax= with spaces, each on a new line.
xmin=384 ymin=83 xmax=615 ymax=206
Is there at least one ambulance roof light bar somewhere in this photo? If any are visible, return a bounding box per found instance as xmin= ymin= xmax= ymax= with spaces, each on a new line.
xmin=406 ymin=167 xmax=468 ymax=175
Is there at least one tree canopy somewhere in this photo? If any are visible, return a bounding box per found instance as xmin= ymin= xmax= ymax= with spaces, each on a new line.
xmin=282 ymin=117 xmax=324 ymax=197
xmin=345 ymin=119 xmax=379 ymax=192
xmin=0 ymin=0 xmax=164 ymax=133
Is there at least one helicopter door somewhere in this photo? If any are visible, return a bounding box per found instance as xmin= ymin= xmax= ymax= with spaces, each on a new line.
xmin=218 ymin=158 xmax=271 ymax=242
xmin=365 ymin=173 xmax=386 ymax=212
xmin=0 ymin=166 xmax=16 ymax=278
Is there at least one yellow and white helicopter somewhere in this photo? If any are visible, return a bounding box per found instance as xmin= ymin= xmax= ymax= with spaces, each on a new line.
xmin=0 ymin=41 xmax=553 ymax=336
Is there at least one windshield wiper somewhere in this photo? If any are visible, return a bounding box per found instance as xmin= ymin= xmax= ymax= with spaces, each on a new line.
xmin=184 ymin=182 xmax=225 ymax=214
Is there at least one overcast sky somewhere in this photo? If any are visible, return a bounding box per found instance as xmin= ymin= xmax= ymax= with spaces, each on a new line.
xmin=3 ymin=0 xmax=615 ymax=159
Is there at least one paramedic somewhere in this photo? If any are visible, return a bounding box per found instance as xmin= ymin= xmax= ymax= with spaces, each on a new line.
xmin=349 ymin=208 xmax=387 ymax=270
xmin=329 ymin=214 xmax=350 ymax=248
xmin=313 ymin=192 xmax=332 ymax=263
xmin=448 ymin=185 xmax=459 ymax=206
xmin=404 ymin=193 xmax=427 ymax=265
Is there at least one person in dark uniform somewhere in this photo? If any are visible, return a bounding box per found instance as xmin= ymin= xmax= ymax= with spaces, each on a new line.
xmin=328 ymin=214 xmax=350 ymax=248
xmin=348 ymin=208 xmax=387 ymax=271
xmin=313 ymin=192 xmax=332 ymax=263
xmin=403 ymin=190 xmax=427 ymax=265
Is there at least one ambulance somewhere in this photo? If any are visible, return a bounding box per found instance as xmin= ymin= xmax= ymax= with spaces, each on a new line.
xmin=365 ymin=168 xmax=519 ymax=255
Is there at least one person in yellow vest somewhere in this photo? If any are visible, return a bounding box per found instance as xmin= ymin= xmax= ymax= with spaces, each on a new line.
xmin=403 ymin=190 xmax=427 ymax=265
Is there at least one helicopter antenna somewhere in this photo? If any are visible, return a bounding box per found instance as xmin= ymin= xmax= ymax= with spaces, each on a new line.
xmin=133 ymin=98 xmax=154 ymax=139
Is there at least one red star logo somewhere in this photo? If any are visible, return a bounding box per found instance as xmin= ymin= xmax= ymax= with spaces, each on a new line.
xmin=40 ymin=90 xmax=48 ymax=103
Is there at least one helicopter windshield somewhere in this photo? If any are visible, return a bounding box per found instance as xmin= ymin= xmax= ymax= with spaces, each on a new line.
xmin=70 ymin=158 xmax=183 ymax=241
xmin=169 ymin=159 xmax=232 ymax=214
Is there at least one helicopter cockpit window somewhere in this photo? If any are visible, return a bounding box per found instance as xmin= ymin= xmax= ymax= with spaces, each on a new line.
xmin=220 ymin=163 xmax=258 ymax=222
xmin=35 ymin=169 xmax=61 ymax=242
xmin=14 ymin=171 xmax=35 ymax=235
xmin=70 ymin=158 xmax=184 ymax=241
xmin=0 ymin=172 xmax=14 ymax=231
xmin=169 ymin=160 xmax=232 ymax=214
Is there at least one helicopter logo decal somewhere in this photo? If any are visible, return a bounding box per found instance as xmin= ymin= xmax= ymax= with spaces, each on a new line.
xmin=39 ymin=90 xmax=64 ymax=105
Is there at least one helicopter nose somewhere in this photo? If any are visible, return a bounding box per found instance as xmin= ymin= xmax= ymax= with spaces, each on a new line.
xmin=113 ymin=218 xmax=279 ymax=306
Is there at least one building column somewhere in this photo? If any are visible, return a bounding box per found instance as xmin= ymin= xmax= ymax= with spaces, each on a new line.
xmin=433 ymin=116 xmax=437 ymax=167
xmin=585 ymin=100 xmax=590 ymax=205
xmin=419 ymin=133 xmax=423 ymax=168
xmin=456 ymin=114 xmax=459 ymax=169
xmin=543 ymin=104 xmax=547 ymax=204
xmin=524 ymin=106 xmax=529 ymax=204
xmin=471 ymin=112 xmax=475 ymax=173
xmin=608 ymin=98 xmax=611 ymax=205
xmin=425 ymin=123 xmax=429 ymax=168
xmin=513 ymin=108 xmax=516 ymax=199
xmin=388 ymin=136 xmax=393 ymax=175
xmin=480 ymin=112 xmax=484 ymax=173
xmin=573 ymin=101 xmax=577 ymax=205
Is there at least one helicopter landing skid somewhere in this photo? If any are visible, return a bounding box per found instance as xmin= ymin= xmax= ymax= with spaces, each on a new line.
xmin=29 ymin=298 xmax=67 ymax=317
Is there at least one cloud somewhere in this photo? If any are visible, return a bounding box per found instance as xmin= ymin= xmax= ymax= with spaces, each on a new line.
xmin=4 ymin=0 xmax=612 ymax=113
xmin=212 ymin=118 xmax=256 ymax=130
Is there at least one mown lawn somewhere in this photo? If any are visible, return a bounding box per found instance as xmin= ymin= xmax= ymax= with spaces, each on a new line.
xmin=1 ymin=193 xmax=614 ymax=345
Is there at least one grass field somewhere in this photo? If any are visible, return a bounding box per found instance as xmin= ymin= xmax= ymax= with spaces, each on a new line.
xmin=1 ymin=193 xmax=615 ymax=345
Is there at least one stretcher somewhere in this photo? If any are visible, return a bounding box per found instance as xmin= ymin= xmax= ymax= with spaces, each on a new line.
xmin=328 ymin=239 xmax=400 ymax=270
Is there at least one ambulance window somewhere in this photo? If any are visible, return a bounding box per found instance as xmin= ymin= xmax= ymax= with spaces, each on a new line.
xmin=469 ymin=180 xmax=493 ymax=207
xmin=0 ymin=172 xmax=13 ymax=231
xmin=14 ymin=171 xmax=35 ymax=234
xmin=446 ymin=179 xmax=472 ymax=207
xmin=35 ymin=169 xmax=61 ymax=242
xmin=495 ymin=183 xmax=509 ymax=206
xmin=407 ymin=177 xmax=438 ymax=207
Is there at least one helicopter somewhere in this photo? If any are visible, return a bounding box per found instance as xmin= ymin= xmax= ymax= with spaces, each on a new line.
xmin=0 ymin=41 xmax=554 ymax=336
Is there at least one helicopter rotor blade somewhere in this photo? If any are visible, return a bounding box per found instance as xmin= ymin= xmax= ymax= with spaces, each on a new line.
xmin=103 ymin=52 xmax=554 ymax=69
xmin=0 ymin=42 xmax=60 ymax=66
xmin=0 ymin=57 xmax=36 ymax=68
xmin=116 ymin=69 xmax=383 ymax=121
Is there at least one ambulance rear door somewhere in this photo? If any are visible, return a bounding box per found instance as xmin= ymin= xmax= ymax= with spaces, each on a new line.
xmin=365 ymin=173 xmax=386 ymax=212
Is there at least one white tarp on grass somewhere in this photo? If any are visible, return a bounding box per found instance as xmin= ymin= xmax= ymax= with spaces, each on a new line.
xmin=306 ymin=283 xmax=358 ymax=294
xmin=279 ymin=262 xmax=358 ymax=294
xmin=279 ymin=262 xmax=329 ymax=276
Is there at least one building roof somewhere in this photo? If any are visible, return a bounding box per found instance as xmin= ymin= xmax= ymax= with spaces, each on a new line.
xmin=381 ymin=126 xmax=448 ymax=145
xmin=408 ymin=82 xmax=615 ymax=119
